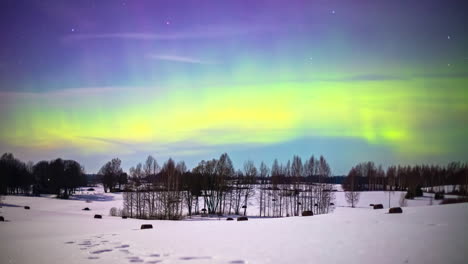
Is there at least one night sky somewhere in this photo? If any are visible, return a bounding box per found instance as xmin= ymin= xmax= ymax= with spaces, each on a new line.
xmin=1 ymin=0 xmax=467 ymax=174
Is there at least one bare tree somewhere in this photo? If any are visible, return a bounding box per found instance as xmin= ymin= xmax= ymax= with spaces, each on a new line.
xmin=344 ymin=167 xmax=360 ymax=208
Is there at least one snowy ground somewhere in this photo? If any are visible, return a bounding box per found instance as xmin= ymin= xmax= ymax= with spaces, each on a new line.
xmin=1 ymin=187 xmax=467 ymax=264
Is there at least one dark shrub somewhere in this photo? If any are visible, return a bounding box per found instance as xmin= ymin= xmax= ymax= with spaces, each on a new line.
xmin=415 ymin=186 xmax=423 ymax=197
xmin=389 ymin=207 xmax=403 ymax=214
xmin=237 ymin=216 xmax=248 ymax=221
xmin=226 ymin=217 xmax=234 ymax=221
xmin=24 ymin=206 xmax=30 ymax=210
xmin=314 ymin=203 xmax=318 ymax=207
xmin=369 ymin=204 xmax=374 ymax=206
xmin=405 ymin=191 xmax=415 ymax=200
xmin=0 ymin=216 xmax=4 ymax=221
xmin=440 ymin=197 xmax=468 ymax=205
xmin=122 ymin=216 xmax=128 ymax=219
xmin=94 ymin=214 xmax=102 ymax=219
xmin=302 ymin=211 xmax=313 ymax=216
xmin=330 ymin=203 xmax=334 ymax=206
xmin=87 ymin=188 xmax=95 ymax=191
xmin=434 ymin=192 xmax=444 ymax=200
xmin=373 ymin=204 xmax=383 ymax=209
xmin=141 ymin=224 xmax=153 ymax=229
xmin=83 ymin=207 xmax=90 ymax=211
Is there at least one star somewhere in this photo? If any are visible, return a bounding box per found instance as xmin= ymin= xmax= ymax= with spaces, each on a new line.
xmin=447 ymin=63 xmax=451 ymax=67
xmin=447 ymin=35 xmax=451 ymax=40
xmin=331 ymin=10 xmax=336 ymax=14
xmin=166 ymin=21 xmax=170 ymax=25
xmin=71 ymin=28 xmax=75 ymax=32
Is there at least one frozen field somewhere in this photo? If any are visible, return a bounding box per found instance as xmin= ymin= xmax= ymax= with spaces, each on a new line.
xmin=1 ymin=187 xmax=467 ymax=264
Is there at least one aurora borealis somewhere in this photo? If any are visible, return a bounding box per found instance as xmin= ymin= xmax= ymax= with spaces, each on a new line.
xmin=0 ymin=0 xmax=467 ymax=174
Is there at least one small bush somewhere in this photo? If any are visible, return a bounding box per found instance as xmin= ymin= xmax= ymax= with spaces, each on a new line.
xmin=109 ymin=207 xmax=118 ymax=216
xmin=226 ymin=217 xmax=234 ymax=221
xmin=434 ymin=192 xmax=444 ymax=200
xmin=440 ymin=197 xmax=468 ymax=205
xmin=141 ymin=224 xmax=153 ymax=229
xmin=405 ymin=191 xmax=415 ymax=200
xmin=0 ymin=216 xmax=4 ymax=221
xmin=415 ymin=186 xmax=423 ymax=197
xmin=82 ymin=207 xmax=90 ymax=211
xmin=94 ymin=214 xmax=102 ymax=219
xmin=24 ymin=206 xmax=30 ymax=210
xmin=237 ymin=216 xmax=248 ymax=221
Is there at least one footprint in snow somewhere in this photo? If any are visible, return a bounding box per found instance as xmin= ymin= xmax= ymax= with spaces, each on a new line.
xmin=120 ymin=249 xmax=131 ymax=254
xmin=149 ymin=254 xmax=160 ymax=257
xmin=64 ymin=241 xmax=75 ymax=244
xmin=88 ymin=256 xmax=100 ymax=260
xmin=115 ymin=244 xmax=130 ymax=249
xmin=230 ymin=260 xmax=246 ymax=264
xmin=91 ymin=249 xmax=113 ymax=254
xmin=146 ymin=261 xmax=162 ymax=264
xmin=180 ymin=256 xmax=212 ymax=260
xmin=127 ymin=256 xmax=144 ymax=263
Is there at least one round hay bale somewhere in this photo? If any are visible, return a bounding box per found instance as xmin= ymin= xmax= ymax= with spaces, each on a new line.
xmin=226 ymin=217 xmax=234 ymax=221
xmin=94 ymin=214 xmax=102 ymax=219
xmin=373 ymin=204 xmax=384 ymax=209
xmin=0 ymin=216 xmax=4 ymax=222
xmin=237 ymin=216 xmax=248 ymax=221
xmin=389 ymin=207 xmax=403 ymax=214
xmin=24 ymin=206 xmax=30 ymax=210
xmin=302 ymin=211 xmax=313 ymax=216
xmin=141 ymin=224 xmax=153 ymax=229
xmin=122 ymin=216 xmax=128 ymax=219
xmin=82 ymin=207 xmax=90 ymax=211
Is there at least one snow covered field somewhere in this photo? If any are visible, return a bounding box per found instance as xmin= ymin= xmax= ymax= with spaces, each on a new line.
xmin=1 ymin=187 xmax=467 ymax=264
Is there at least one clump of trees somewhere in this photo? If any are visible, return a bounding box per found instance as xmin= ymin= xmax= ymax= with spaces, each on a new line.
xmin=114 ymin=153 xmax=335 ymax=220
xmin=0 ymin=153 xmax=87 ymax=198
xmin=98 ymin=158 xmax=127 ymax=192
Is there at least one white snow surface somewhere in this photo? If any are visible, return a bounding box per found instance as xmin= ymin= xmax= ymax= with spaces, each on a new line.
xmin=1 ymin=186 xmax=467 ymax=264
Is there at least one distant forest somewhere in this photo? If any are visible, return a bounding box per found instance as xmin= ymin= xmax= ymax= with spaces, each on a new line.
xmin=1 ymin=152 xmax=467 ymax=219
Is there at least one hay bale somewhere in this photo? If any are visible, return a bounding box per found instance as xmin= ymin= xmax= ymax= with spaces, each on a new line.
xmin=237 ymin=216 xmax=248 ymax=221
xmin=389 ymin=207 xmax=403 ymax=214
xmin=122 ymin=216 xmax=128 ymax=219
xmin=82 ymin=207 xmax=90 ymax=211
xmin=302 ymin=211 xmax=313 ymax=216
xmin=373 ymin=204 xmax=384 ymax=209
xmin=226 ymin=217 xmax=234 ymax=221
xmin=0 ymin=216 xmax=4 ymax=222
xmin=94 ymin=214 xmax=102 ymax=219
xmin=141 ymin=224 xmax=153 ymax=229
xmin=24 ymin=206 xmax=30 ymax=210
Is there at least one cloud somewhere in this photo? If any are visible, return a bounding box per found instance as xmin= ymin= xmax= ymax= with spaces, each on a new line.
xmin=62 ymin=24 xmax=273 ymax=42
xmin=146 ymin=54 xmax=214 ymax=64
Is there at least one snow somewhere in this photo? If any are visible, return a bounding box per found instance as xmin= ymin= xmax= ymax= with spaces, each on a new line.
xmin=1 ymin=186 xmax=467 ymax=264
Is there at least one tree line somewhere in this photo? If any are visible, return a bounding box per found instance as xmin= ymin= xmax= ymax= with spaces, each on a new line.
xmin=342 ymin=161 xmax=468 ymax=207
xmin=0 ymin=153 xmax=87 ymax=198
